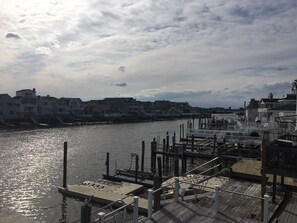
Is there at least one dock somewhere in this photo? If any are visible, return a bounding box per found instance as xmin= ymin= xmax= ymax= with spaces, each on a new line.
xmin=144 ymin=178 xmax=283 ymax=223
xmin=58 ymin=179 xmax=149 ymax=213
xmin=230 ymin=159 xmax=297 ymax=188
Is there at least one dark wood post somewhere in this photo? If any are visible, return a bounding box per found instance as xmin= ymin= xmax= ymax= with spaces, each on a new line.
xmin=157 ymin=157 xmax=162 ymax=182
xmin=213 ymin=134 xmax=217 ymax=156
xmin=162 ymin=139 xmax=166 ymax=170
xmin=166 ymin=132 xmax=169 ymax=173
xmin=151 ymin=139 xmax=157 ymax=174
xmin=191 ymin=135 xmax=194 ymax=164
xmin=174 ymin=146 xmax=179 ymax=177
xmin=153 ymin=174 xmax=162 ymax=211
xmin=105 ymin=152 xmax=110 ymax=176
xmin=135 ymin=155 xmax=139 ymax=183
xmin=182 ymin=143 xmax=187 ymax=173
xmin=141 ymin=141 xmax=145 ymax=172
xmin=272 ymin=174 xmax=276 ymax=203
xmin=63 ymin=142 xmax=68 ymax=188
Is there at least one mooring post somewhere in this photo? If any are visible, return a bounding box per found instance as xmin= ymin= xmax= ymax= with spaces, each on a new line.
xmin=151 ymin=139 xmax=157 ymax=174
xmin=105 ymin=152 xmax=110 ymax=176
xmin=272 ymin=174 xmax=276 ymax=203
xmin=182 ymin=143 xmax=187 ymax=173
xmin=162 ymin=138 xmax=166 ymax=170
xmin=132 ymin=196 xmax=139 ymax=223
xmin=213 ymin=134 xmax=217 ymax=156
xmin=166 ymin=132 xmax=169 ymax=173
xmin=263 ymin=195 xmax=270 ymax=223
xmin=174 ymin=146 xmax=179 ymax=177
xmin=174 ymin=177 xmax=179 ymax=202
xmin=191 ymin=135 xmax=194 ymax=164
xmin=157 ymin=157 xmax=162 ymax=182
xmin=81 ymin=201 xmax=92 ymax=223
xmin=135 ymin=155 xmax=139 ymax=183
xmin=141 ymin=141 xmax=145 ymax=172
xmin=215 ymin=185 xmax=220 ymax=213
xmin=63 ymin=141 xmax=68 ymax=188
xmin=147 ymin=189 xmax=153 ymax=219
xmin=153 ymin=174 xmax=161 ymax=211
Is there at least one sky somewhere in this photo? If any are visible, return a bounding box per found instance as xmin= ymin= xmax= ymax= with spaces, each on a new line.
xmin=1 ymin=0 xmax=297 ymax=108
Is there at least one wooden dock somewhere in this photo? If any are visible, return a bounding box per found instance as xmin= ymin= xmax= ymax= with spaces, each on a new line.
xmin=271 ymin=192 xmax=297 ymax=223
xmin=0 ymin=208 xmax=35 ymax=223
xmin=143 ymin=178 xmax=283 ymax=223
xmin=58 ymin=179 xmax=149 ymax=213
xmin=230 ymin=159 xmax=297 ymax=188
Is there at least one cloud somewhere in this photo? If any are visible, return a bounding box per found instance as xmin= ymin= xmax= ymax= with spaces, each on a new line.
xmin=114 ymin=82 xmax=127 ymax=87
xmin=118 ymin=66 xmax=126 ymax=72
xmin=5 ymin=32 xmax=21 ymax=39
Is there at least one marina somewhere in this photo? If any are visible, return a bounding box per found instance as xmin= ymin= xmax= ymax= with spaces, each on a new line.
xmin=1 ymin=103 xmax=297 ymax=222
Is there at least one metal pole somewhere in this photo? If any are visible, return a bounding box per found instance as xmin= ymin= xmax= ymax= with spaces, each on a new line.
xmin=132 ymin=196 xmax=139 ymax=223
xmin=147 ymin=189 xmax=153 ymax=219
xmin=215 ymin=185 xmax=220 ymax=213
xmin=174 ymin=177 xmax=179 ymax=202
xmin=263 ymin=195 xmax=270 ymax=223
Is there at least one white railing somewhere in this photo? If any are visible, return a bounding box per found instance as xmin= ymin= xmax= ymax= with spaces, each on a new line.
xmin=94 ymin=196 xmax=139 ymax=223
xmin=147 ymin=177 xmax=271 ymax=223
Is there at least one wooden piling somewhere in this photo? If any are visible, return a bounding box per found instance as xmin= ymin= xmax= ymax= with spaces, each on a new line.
xmin=191 ymin=135 xmax=194 ymax=164
xmin=141 ymin=141 xmax=145 ymax=172
xmin=105 ymin=152 xmax=110 ymax=176
xmin=162 ymin=139 xmax=166 ymax=170
xmin=153 ymin=174 xmax=162 ymax=211
xmin=166 ymin=133 xmax=169 ymax=173
xmin=157 ymin=157 xmax=162 ymax=182
xmin=151 ymin=139 xmax=157 ymax=174
xmin=135 ymin=155 xmax=139 ymax=183
xmin=63 ymin=141 xmax=67 ymax=188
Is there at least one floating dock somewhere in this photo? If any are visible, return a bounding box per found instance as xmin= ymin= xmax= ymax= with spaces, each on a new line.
xmin=58 ymin=179 xmax=149 ymax=213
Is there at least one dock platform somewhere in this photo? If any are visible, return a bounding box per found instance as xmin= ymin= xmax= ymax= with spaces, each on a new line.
xmin=230 ymin=159 xmax=297 ymax=188
xmin=58 ymin=179 xmax=149 ymax=213
xmin=144 ymin=178 xmax=283 ymax=222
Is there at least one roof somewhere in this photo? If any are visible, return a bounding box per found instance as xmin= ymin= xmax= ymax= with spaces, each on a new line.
xmin=0 ymin=94 xmax=11 ymax=98
xmin=16 ymin=89 xmax=34 ymax=92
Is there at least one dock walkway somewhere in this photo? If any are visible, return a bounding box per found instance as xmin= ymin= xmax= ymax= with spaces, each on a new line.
xmin=143 ymin=178 xmax=282 ymax=223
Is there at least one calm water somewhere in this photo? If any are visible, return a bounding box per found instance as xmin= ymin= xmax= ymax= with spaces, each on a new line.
xmin=0 ymin=120 xmax=187 ymax=222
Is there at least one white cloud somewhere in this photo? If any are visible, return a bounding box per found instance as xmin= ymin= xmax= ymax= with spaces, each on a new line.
xmin=0 ymin=0 xmax=296 ymax=107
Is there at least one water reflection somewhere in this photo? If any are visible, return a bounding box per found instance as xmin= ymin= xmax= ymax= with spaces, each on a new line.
xmin=0 ymin=120 xmax=186 ymax=222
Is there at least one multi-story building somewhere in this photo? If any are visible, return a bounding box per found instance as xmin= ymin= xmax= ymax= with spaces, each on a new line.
xmin=0 ymin=94 xmax=15 ymax=121
xmin=37 ymin=95 xmax=58 ymax=116
xmin=14 ymin=89 xmax=37 ymax=119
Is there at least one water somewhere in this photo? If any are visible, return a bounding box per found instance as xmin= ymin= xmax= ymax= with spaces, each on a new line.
xmin=0 ymin=120 xmax=186 ymax=222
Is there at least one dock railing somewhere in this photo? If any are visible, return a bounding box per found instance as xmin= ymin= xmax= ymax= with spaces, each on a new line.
xmin=147 ymin=176 xmax=271 ymax=223
xmin=93 ymin=196 xmax=139 ymax=223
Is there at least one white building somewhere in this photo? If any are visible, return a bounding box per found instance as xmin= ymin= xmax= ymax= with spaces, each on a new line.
xmin=14 ymin=89 xmax=37 ymax=118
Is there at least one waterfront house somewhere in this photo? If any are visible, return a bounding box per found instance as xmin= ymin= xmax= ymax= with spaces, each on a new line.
xmin=58 ymin=98 xmax=83 ymax=117
xmin=37 ymin=95 xmax=58 ymax=116
xmin=13 ymin=89 xmax=38 ymax=119
xmin=0 ymin=94 xmax=15 ymax=121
